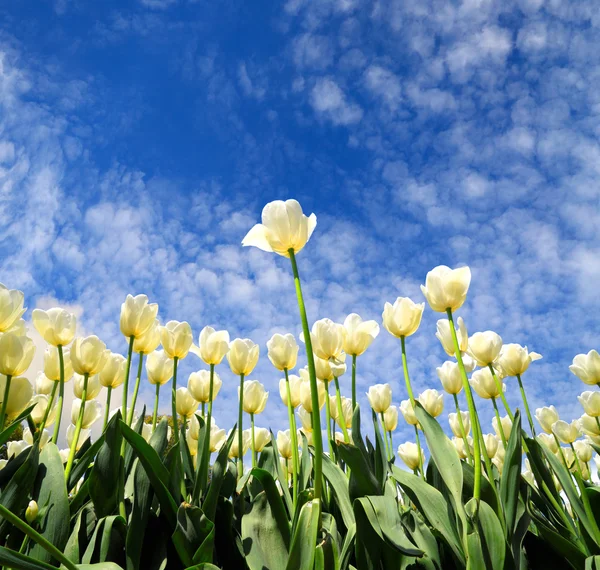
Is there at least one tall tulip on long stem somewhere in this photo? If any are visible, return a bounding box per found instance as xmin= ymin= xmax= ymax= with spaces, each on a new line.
xmin=52 ymin=346 xmax=65 ymax=444
xmin=64 ymin=373 xmax=88 ymax=482
xmin=282 ymin=369 xmax=300 ymax=508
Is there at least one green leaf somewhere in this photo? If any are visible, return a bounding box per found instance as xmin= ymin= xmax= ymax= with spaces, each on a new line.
xmin=320 ymin=452 xmax=355 ymax=531
xmin=261 ymin=435 xmax=293 ymax=517
xmin=466 ymin=499 xmax=506 ymax=570
xmin=299 ymin=432 xmax=311 ymax=492
xmin=0 ymin=404 xmax=35 ymax=447
xmin=172 ymin=504 xmax=215 ymax=565
xmin=500 ymin=411 xmax=522 ymax=538
xmin=371 ymin=409 xmax=388 ymax=489
xmin=391 ymin=465 xmax=464 ymax=564
xmin=77 ymin=564 xmax=125 ymax=570
xmin=336 ymin=443 xmax=381 ymax=499
xmin=285 ymin=498 xmax=320 ymax=570
xmin=30 ymin=443 xmax=70 ymax=564
xmin=67 ymin=435 xmax=105 ymax=492
xmin=339 ymin=523 xmax=356 ymax=570
xmin=203 ymin=426 xmax=236 ymax=522
xmin=82 ymin=515 xmax=126 ymax=565
xmin=401 ymin=510 xmax=439 ymax=570
xmin=586 ymin=556 xmax=600 ymax=570
xmin=0 ymin=545 xmax=56 ymax=570
xmin=123 ymin=407 xmax=146 ymax=477
xmin=88 ymin=411 xmax=123 ymax=517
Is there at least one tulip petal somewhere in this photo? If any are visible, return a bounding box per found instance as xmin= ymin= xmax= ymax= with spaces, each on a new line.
xmin=241 ymin=224 xmax=273 ymax=252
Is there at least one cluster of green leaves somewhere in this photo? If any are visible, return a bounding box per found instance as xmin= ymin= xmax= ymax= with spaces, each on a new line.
xmin=1 ymin=401 xmax=600 ymax=569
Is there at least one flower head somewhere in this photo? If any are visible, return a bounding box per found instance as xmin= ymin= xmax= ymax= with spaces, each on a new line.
xmin=160 ymin=321 xmax=193 ymax=360
xmin=241 ymin=380 xmax=268 ymax=415
xmin=366 ymin=383 xmax=392 ymax=414
xmin=188 ymin=370 xmax=222 ymax=403
xmin=227 ymin=338 xmax=260 ymax=376
xmin=192 ymin=326 xmax=230 ymax=365
xmin=32 ymin=308 xmax=76 ymax=347
xmin=570 ymin=350 xmax=600 ymax=386
xmin=342 ymin=313 xmax=380 ymax=356
xmin=421 ymin=265 xmax=471 ymax=313
xmin=120 ymin=294 xmax=158 ymax=339
xmin=267 ymin=333 xmax=299 ymax=371
xmin=382 ymin=297 xmax=424 ymax=338
xmin=496 ymin=344 xmax=542 ymax=377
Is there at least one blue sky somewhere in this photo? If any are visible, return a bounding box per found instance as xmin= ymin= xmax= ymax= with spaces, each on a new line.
xmin=1 ymin=0 xmax=599 ymax=448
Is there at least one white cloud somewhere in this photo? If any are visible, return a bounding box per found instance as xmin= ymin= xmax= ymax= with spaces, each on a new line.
xmin=364 ymin=65 xmax=402 ymax=109
xmin=310 ymin=78 xmax=363 ymax=125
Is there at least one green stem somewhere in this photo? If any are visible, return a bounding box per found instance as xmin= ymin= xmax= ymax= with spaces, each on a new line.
xmin=152 ymin=384 xmax=160 ymax=430
xmin=351 ymin=354 xmax=357 ymax=410
xmin=288 ymin=249 xmax=323 ymax=504
xmin=64 ymin=373 xmax=88 ymax=482
xmin=570 ymin=442 xmax=585 ymax=480
xmin=52 ymin=345 xmax=65 ymax=444
xmin=0 ymin=375 xmax=12 ymax=430
xmin=324 ymin=381 xmax=332 ymax=453
xmin=201 ymin=401 xmax=205 ymax=417
xmin=0 ymin=503 xmax=78 ymax=570
xmin=388 ymin=430 xmax=394 ymax=458
xmin=128 ymin=352 xmax=145 ymax=426
xmin=572 ymin=456 xmax=600 ymax=544
xmin=447 ymin=309 xmax=481 ymax=508
xmin=400 ymin=336 xmax=416 ymax=406
xmin=37 ymin=381 xmax=58 ymax=436
xmin=516 ymin=374 xmax=536 ymax=436
xmin=414 ymin=425 xmax=425 ymax=480
xmin=492 ymin=398 xmax=507 ymax=449
xmin=488 ymin=364 xmax=513 ymax=421
xmin=333 ymin=376 xmax=349 ymax=443
xmin=251 ymin=412 xmax=256 ymax=468
xmin=284 ymin=369 xmax=299 ymax=510
xmin=103 ymin=386 xmax=112 ymax=431
xmin=200 ymin=363 xmax=216 ymax=492
xmin=171 ymin=357 xmax=179 ymax=444
xmin=237 ymin=373 xmax=245 ymax=480
xmin=453 ymin=393 xmax=473 ymax=464
xmin=380 ymin=412 xmax=391 ymax=460
xmin=122 ymin=336 xmax=135 ymax=421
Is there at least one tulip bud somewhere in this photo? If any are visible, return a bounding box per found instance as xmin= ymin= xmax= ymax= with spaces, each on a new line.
xmin=120 ymin=294 xmax=158 ymax=339
xmin=43 ymin=347 xmax=74 ymax=382
xmin=496 ymin=344 xmax=542 ymax=377
xmin=382 ymin=297 xmax=425 ymax=338
xmin=146 ymin=350 xmax=174 ymax=386
xmin=578 ymin=391 xmax=600 ymax=417
xmin=32 ymin=308 xmax=77 ymax=347
xmin=25 ymin=500 xmax=38 ymax=523
xmin=0 ymin=376 xmax=33 ymax=420
xmin=449 ymin=411 xmax=470 ymax=437
xmin=482 ymin=433 xmax=498 ymax=458
xmin=492 ymin=415 xmax=512 ymax=440
xmin=436 ymin=317 xmax=468 ymax=356
xmin=399 ymin=399 xmax=419 ymax=426
xmin=342 ymin=314 xmax=380 ymax=356
xmin=35 ymin=372 xmax=54 ymax=395
xmin=418 ymin=389 xmax=444 ymax=418
xmin=469 ymin=368 xmax=504 ymax=400
xmin=0 ymin=284 xmax=26 ymax=333
xmin=73 ymin=373 xmax=101 ymax=401
xmin=467 ymin=331 xmax=503 ymax=367
xmin=453 ymin=436 xmax=472 ymax=459
xmin=579 ymin=414 xmax=600 ymax=437
xmin=133 ymin=320 xmax=161 ymax=354
xmin=0 ymin=333 xmax=35 ymax=377
xmin=193 ymin=326 xmax=230 ymax=365
xmin=188 ymin=370 xmax=223 ymax=404
xmin=574 ymin=440 xmax=593 ymax=463
xmin=383 ymin=405 xmax=398 ymax=431
xmin=334 ymin=430 xmax=352 ymax=444
xmin=537 ymin=433 xmax=559 ymax=453
xmin=279 ymin=374 xmax=301 ymax=408
xmin=70 ymin=336 xmax=108 ymax=376
xmin=535 ymin=406 xmax=559 ymax=434
xmin=71 ymin=399 xmax=102 ymax=429
xmin=242 ymin=199 xmax=317 ymax=257
xmin=421 ymin=265 xmax=471 ymax=313
xmin=99 ymin=352 xmax=127 ymax=389
xmin=267 ymin=333 xmax=299 ymax=371
xmin=570 ymin=350 xmax=600 ymax=386
xmin=298 ymin=369 xmax=326 ymax=412
xmin=307 ymin=319 xmax=345 ymax=361
xmin=397 ymin=442 xmax=423 ymax=470
xmin=552 ymin=420 xmax=580 ymax=444
xmin=228 ymin=428 xmax=251 ymax=458
xmin=436 ymin=361 xmax=463 ymax=395
xmin=253 ymin=427 xmax=271 ymax=452
xmin=209 ymin=423 xmax=227 ymax=452
xmin=30 ymin=394 xmax=57 ymax=427
xmin=227 ymin=338 xmax=259 ymax=376
xmin=366 ymin=384 xmax=392 ymax=414
xmin=175 ymin=387 xmax=199 ymax=419
xmin=277 ymin=429 xmax=293 ymax=459
xmin=160 ymin=321 xmax=193 ymax=360
xmin=331 ymin=395 xmax=352 ymax=429
xmin=241 ymin=380 xmax=268 ymax=415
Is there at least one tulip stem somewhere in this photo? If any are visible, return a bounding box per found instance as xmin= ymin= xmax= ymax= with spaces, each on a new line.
xmin=400 ymin=336 xmax=416 ymax=406
xmin=324 ymin=381 xmax=332 ymax=453
xmin=152 ymin=384 xmax=160 ymax=430
xmin=380 ymin=412 xmax=391 ymax=460
xmin=250 ymin=413 xmax=256 ymax=468
xmin=491 ymin=398 xmax=507 ymax=449
xmin=64 ymin=373 xmax=88 ymax=483
xmin=488 ymin=364 xmax=514 ymax=421
xmin=121 ymin=336 xmax=135 ymax=420
xmin=388 ymin=430 xmax=394 ymax=458
xmin=103 ymin=387 xmax=112 ymax=431
xmin=447 ymin=309 xmax=481 ymax=509
xmin=596 ymin=417 xmax=600 ymax=435
xmin=351 ymin=354 xmax=357 ymax=411
xmin=38 ymin=381 xmax=58 ymax=436
xmin=52 ymin=346 xmax=65 ymax=444
xmin=201 ymin=402 xmax=205 ymax=417
xmin=128 ymin=352 xmax=145 ymax=427
xmin=118 ymin=338 xmax=134 ymax=520
xmin=453 ymin=394 xmax=473 ymax=464
xmin=171 ymin=357 xmax=179 ymax=444
xmin=284 ymin=369 xmax=299 ymax=509
xmin=516 ymin=374 xmax=536 ymax=436
xmin=0 ymin=375 xmax=12 ymax=430
xmin=0 ymin=503 xmax=78 ymax=570
xmin=553 ymin=434 xmax=570 ymax=471
xmin=333 ymin=376 xmax=349 ymax=444
xmin=237 ymin=373 xmax=245 ymax=480
xmin=414 ymin=425 xmax=425 ymax=480
xmin=288 ymin=249 xmax=323 ymax=505
xmin=199 ymin=363 xmax=216 ymax=493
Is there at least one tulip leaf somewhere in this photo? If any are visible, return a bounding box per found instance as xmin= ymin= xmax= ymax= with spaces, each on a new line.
xmin=299 ymin=432 xmax=311 ymax=492
xmin=77 ymin=564 xmax=125 ymax=570
xmin=339 ymin=523 xmax=356 ymax=570
xmin=371 ymin=410 xmax=389 ymax=488
xmin=123 ymin=409 xmax=146 ymax=477
xmin=402 ymin=510 xmax=440 ymax=570
xmin=285 ymin=498 xmax=320 ymax=570
xmin=336 ymin=443 xmax=381 ymax=499
xmin=260 ymin=436 xmax=293 ymax=516
xmin=172 ymin=504 xmax=215 ymax=565
xmin=586 ymin=555 xmax=600 ymax=570
xmin=64 ymin=504 xmax=97 ymax=563
xmin=319 ymin=451 xmax=355 ymax=530
xmin=67 ymin=435 xmax=105 ymax=492
xmin=203 ymin=426 xmax=236 ymax=522
xmin=0 ymin=545 xmax=57 ymax=570
xmin=500 ymin=410 xmax=522 ymax=538
xmin=461 ymin=461 xmax=500 ymax=515
xmin=466 ymin=498 xmax=506 ymax=570
xmin=88 ymin=411 xmax=123 ymax=518
xmin=0 ymin=404 xmax=35 ymax=447
xmin=82 ymin=515 xmax=126 ymax=565
xmin=30 ymin=443 xmax=70 ymax=564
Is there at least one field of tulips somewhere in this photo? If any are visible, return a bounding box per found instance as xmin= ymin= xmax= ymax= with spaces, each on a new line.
xmin=1 ymin=199 xmax=600 ymax=569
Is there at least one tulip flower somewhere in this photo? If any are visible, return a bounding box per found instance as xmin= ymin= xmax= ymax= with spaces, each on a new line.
xmin=243 ymin=199 xmax=324 ymax=503
xmin=535 ymin=406 xmax=559 ymax=434
xmin=382 ymin=297 xmax=425 ymax=339
xmin=25 ymin=500 xmax=38 ymax=524
xmin=0 ymin=375 xmax=33 ymax=423
xmin=383 ymin=405 xmax=398 ymax=432
xmin=227 ymin=338 xmax=259 ymax=376
xmin=34 ymin=372 xmax=59 ymax=433
xmin=120 ymin=294 xmax=158 ymax=339
xmin=279 ymin=371 xmax=301 ymax=500
xmin=492 ymin=414 xmax=512 ymax=441
xmin=453 ymin=436 xmax=473 ymax=460
xmin=330 ymin=395 xmax=352 ymax=430
xmin=578 ymin=391 xmax=600 ymax=417
xmin=418 ymin=389 xmax=444 ymax=418
xmin=0 ymin=333 xmax=35 ymax=379
xmin=160 ymin=321 xmax=193 ymax=360
xmin=32 ymin=308 xmax=77 ymax=347
xmin=279 ymin=374 xmax=301 ymax=408
xmin=208 ymin=423 xmax=227 ymax=453
xmin=298 ymin=369 xmax=326 ymax=413
xmin=71 ymin=399 xmax=102 ymax=429
xmin=8 ymin=439 xmax=31 ymax=458
xmin=35 ymin=372 xmax=54 ymax=396
xmin=467 ymin=331 xmax=503 ymax=367
xmin=552 ymin=420 xmax=580 ymax=444
xmin=482 ymin=433 xmax=498 ymax=458
xmin=146 ymin=350 xmax=174 ymax=429
xmin=192 ymin=326 xmax=230 ymax=365
xmin=421 ymin=265 xmax=471 ymax=313
xmin=188 ymin=370 xmax=223 ymax=406
xmin=303 ymin=318 xmax=345 ymax=362
xmin=297 ymin=407 xmax=313 ymax=433
xmin=399 ymin=399 xmax=419 ymax=427
xmin=570 ymin=350 xmax=600 ymax=386
xmin=0 ymin=284 xmax=25 ymax=332
xmin=267 ymin=333 xmax=299 ymax=371
xmin=241 ymin=380 xmax=268 ymax=415
xmin=99 ymin=352 xmax=126 ymax=428
xmin=574 ymin=440 xmax=593 ymax=463
xmin=436 ymin=361 xmax=463 ymax=395
xmin=579 ymin=414 xmax=600 ymax=437
xmin=470 ymin=368 xmax=504 ymax=400
xmin=436 ymin=317 xmax=468 ymax=356
xmin=253 ymin=427 xmax=271 ymax=453
xmin=449 ymin=411 xmax=471 ymax=438
xmin=537 ymin=433 xmax=559 ymax=453
xmin=175 ymin=387 xmax=199 ymax=420
xmin=66 ymin=424 xmax=90 ymax=452
xmin=73 ymin=373 xmax=101 ymax=401
xmin=228 ymin=428 xmax=251 ymax=459
xmin=277 ymin=429 xmax=293 ymax=459
xmin=70 ymin=336 xmax=108 ymax=376
xmin=30 ymin=394 xmax=57 ymax=427
xmin=133 ymin=320 xmax=161 ymax=355
xmin=43 ymin=347 xmax=73 ymax=382
xmin=366 ymin=384 xmax=392 ymax=414
xmin=398 ymin=442 xmax=423 ymax=471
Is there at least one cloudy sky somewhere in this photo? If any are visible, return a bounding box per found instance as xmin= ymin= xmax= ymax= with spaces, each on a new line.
xmin=1 ymin=0 xmax=599 ymax=449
